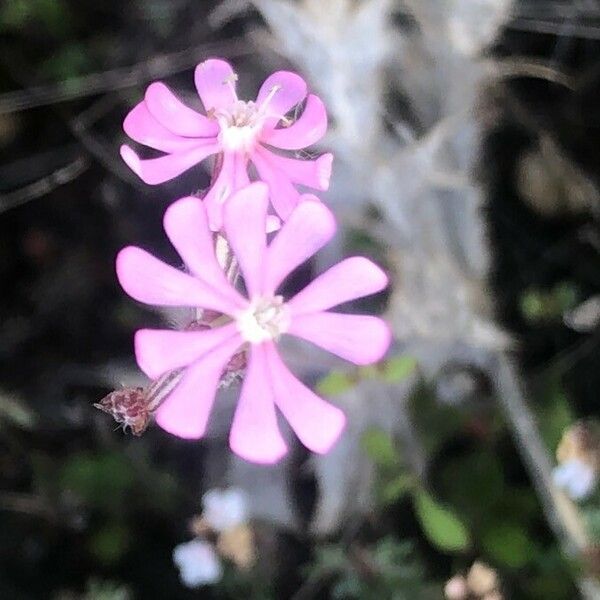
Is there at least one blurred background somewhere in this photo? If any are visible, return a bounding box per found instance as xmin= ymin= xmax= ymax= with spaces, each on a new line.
xmin=0 ymin=1 xmax=599 ymax=598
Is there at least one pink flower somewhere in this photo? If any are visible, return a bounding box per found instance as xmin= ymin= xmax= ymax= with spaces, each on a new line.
xmin=116 ymin=183 xmax=391 ymax=463
xmin=121 ymin=58 xmax=332 ymax=231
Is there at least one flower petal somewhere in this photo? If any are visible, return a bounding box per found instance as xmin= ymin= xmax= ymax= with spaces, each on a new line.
xmin=155 ymin=336 xmax=241 ymax=439
xmin=120 ymin=142 xmax=219 ymax=185
xmin=123 ymin=102 xmax=200 ymax=153
xmin=265 ymin=343 xmax=345 ymax=454
xmin=145 ymin=82 xmax=219 ymax=137
xmin=223 ymin=182 xmax=268 ymax=298
xmin=195 ymin=59 xmax=238 ymax=112
xmin=288 ymin=312 xmax=391 ymax=365
xmin=262 ymin=94 xmax=328 ymax=150
xmin=258 ymin=148 xmax=332 ymax=190
xmin=203 ymin=152 xmax=250 ymax=231
xmin=264 ymin=199 xmax=336 ymax=293
xmin=163 ymin=197 xmax=246 ymax=310
xmin=134 ymin=324 xmax=241 ymax=379
xmin=229 ymin=345 xmax=287 ymax=464
xmin=251 ymin=147 xmax=300 ymax=220
xmin=288 ymin=257 xmax=389 ymax=315
xmin=116 ymin=246 xmax=237 ymax=313
xmin=256 ymin=71 xmax=307 ymax=130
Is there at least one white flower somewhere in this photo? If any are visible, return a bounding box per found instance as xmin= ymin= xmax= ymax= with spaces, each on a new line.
xmin=553 ymin=458 xmax=597 ymax=501
xmin=202 ymin=487 xmax=249 ymax=532
xmin=172 ymin=539 xmax=223 ymax=588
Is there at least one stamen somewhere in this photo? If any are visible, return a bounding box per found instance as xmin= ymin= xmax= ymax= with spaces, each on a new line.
xmin=224 ymin=72 xmax=239 ymax=97
xmin=259 ymin=84 xmax=282 ymax=113
xmin=257 ymin=85 xmax=298 ymax=128
xmin=237 ymin=296 xmax=290 ymax=344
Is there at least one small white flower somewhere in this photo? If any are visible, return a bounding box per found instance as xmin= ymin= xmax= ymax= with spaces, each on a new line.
xmin=553 ymin=458 xmax=597 ymax=501
xmin=173 ymin=539 xmax=223 ymax=588
xmin=202 ymin=487 xmax=249 ymax=532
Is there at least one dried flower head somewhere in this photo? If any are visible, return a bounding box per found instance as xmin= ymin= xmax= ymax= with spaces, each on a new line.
xmin=94 ymin=387 xmax=150 ymax=436
xmin=217 ymin=524 xmax=255 ymax=569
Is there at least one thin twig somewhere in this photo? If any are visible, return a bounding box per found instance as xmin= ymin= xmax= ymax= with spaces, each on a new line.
xmin=493 ymin=58 xmax=575 ymax=90
xmin=0 ymin=156 xmax=90 ymax=215
xmin=0 ymin=46 xmax=147 ymax=189
xmin=0 ymin=39 xmax=250 ymax=114
xmin=0 ymin=491 xmax=55 ymax=520
xmin=507 ymin=18 xmax=600 ymax=40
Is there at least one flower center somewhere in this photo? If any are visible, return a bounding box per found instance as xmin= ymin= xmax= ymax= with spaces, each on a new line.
xmin=236 ymin=296 xmax=290 ymax=344
xmin=213 ymin=85 xmax=286 ymax=153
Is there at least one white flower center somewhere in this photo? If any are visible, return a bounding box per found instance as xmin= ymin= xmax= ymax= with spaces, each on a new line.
xmin=237 ymin=296 xmax=290 ymax=343
xmin=212 ymin=86 xmax=287 ymax=153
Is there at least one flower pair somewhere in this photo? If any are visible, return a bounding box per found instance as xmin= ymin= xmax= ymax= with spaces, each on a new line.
xmin=116 ymin=58 xmax=392 ymax=463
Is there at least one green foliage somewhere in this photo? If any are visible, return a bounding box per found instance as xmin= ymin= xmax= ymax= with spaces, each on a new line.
xmin=437 ymin=449 xmax=541 ymax=567
xmin=525 ymin=549 xmax=578 ymax=599
xmin=520 ymin=282 xmax=579 ymax=323
xmin=438 ymin=451 xmax=505 ymax=519
xmin=410 ymin=384 xmax=467 ymax=455
xmin=414 ymin=491 xmax=470 ymax=552
xmin=307 ymin=538 xmax=440 ymax=600
xmin=42 ymin=45 xmax=90 ymax=80
xmin=382 ymin=356 xmax=417 ymax=383
xmin=59 ymin=451 xmax=136 ymax=512
xmin=58 ymin=449 xmax=178 ymax=515
xmin=481 ymin=523 xmax=533 ymax=568
xmin=88 ymin=523 xmax=130 ymax=565
xmin=317 ymin=370 xmax=355 ymax=396
xmin=362 ymin=429 xmax=399 ymax=467
xmin=0 ymin=0 xmax=70 ymax=34
xmin=361 ymin=428 xmax=416 ymax=505
xmin=536 ymin=379 xmax=575 ymax=450
xmin=381 ymin=474 xmax=414 ymax=505
xmin=316 ymin=355 xmax=417 ymax=398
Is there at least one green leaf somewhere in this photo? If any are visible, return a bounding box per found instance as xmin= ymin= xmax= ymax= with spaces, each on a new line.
xmin=382 ymin=475 xmax=414 ymax=504
xmin=0 ymin=0 xmax=70 ymax=34
xmin=42 ymin=44 xmax=89 ymax=80
xmin=358 ymin=365 xmax=379 ymax=379
xmin=382 ymin=356 xmax=417 ymax=383
xmin=361 ymin=429 xmax=398 ymax=467
xmin=538 ymin=380 xmax=575 ymax=450
xmin=520 ymin=290 xmax=546 ymax=321
xmin=520 ymin=282 xmax=579 ymax=323
xmin=482 ymin=523 xmax=533 ymax=568
xmin=414 ymin=491 xmax=469 ymax=552
xmin=89 ymin=523 xmax=130 ymax=565
xmin=438 ymin=451 xmax=504 ymax=515
xmin=317 ymin=371 xmax=354 ymax=396
xmin=0 ymin=0 xmax=31 ymax=29
xmin=60 ymin=452 xmax=135 ymax=511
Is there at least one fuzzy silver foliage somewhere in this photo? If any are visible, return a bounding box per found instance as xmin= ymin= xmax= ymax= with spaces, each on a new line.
xmin=211 ymin=6 xmax=596 ymax=589
xmin=245 ymin=0 xmax=512 ymax=532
